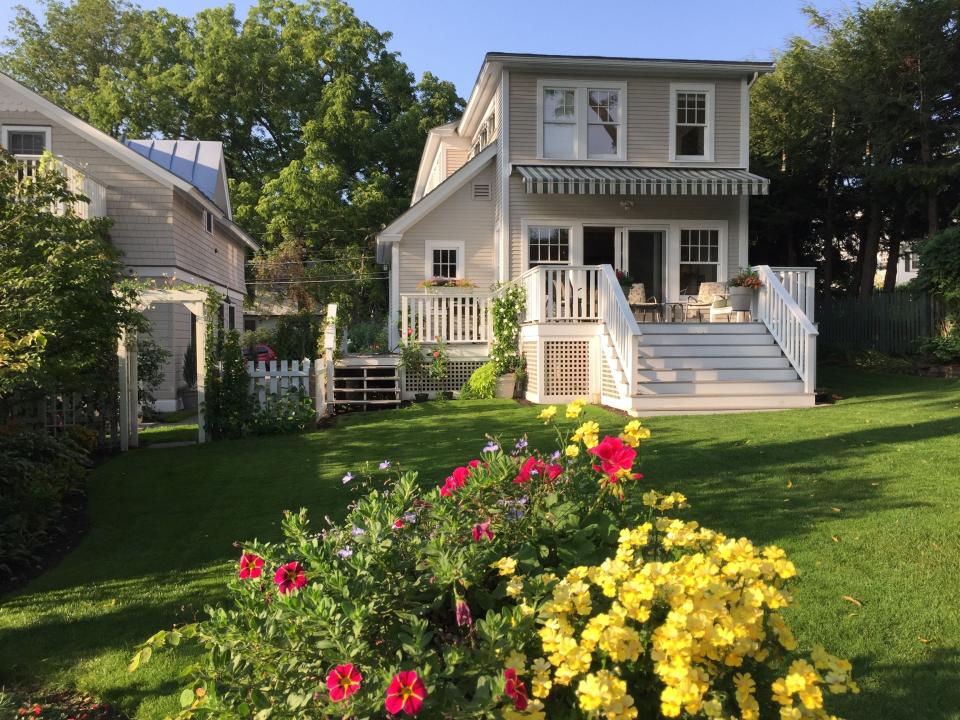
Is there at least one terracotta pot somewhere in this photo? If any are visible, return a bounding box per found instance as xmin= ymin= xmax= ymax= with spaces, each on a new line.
xmin=728 ymin=286 xmax=754 ymax=312
xmin=495 ymin=373 xmax=516 ymax=399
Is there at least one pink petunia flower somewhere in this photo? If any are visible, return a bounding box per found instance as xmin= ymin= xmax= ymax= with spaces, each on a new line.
xmin=273 ymin=561 xmax=307 ymax=594
xmin=393 ymin=518 xmax=405 ymax=529
xmin=385 ymin=670 xmax=427 ymax=716
xmin=238 ymin=552 xmax=264 ymax=579
xmin=472 ymin=520 xmax=494 ymax=542
xmin=588 ymin=436 xmax=643 ymax=483
xmin=326 ymin=663 xmax=362 ymax=702
xmin=545 ymin=464 xmax=564 ymax=481
xmin=504 ymin=668 xmax=529 ymax=711
xmin=512 ymin=456 xmax=540 ymax=484
xmin=455 ymin=597 xmax=473 ymax=627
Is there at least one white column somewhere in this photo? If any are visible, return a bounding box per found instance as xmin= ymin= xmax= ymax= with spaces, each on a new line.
xmin=191 ymin=303 xmax=207 ymax=444
xmin=117 ymin=329 xmax=129 ymax=452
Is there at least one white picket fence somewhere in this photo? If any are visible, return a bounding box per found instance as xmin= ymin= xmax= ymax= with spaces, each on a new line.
xmin=247 ymin=359 xmax=316 ymax=409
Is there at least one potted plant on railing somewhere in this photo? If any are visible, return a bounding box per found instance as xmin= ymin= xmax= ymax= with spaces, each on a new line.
xmin=419 ymin=277 xmax=476 ymax=294
xmin=727 ymin=267 xmax=762 ymax=312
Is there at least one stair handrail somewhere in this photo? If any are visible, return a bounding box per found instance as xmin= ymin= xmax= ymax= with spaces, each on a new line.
xmin=753 ymin=265 xmax=818 ymax=394
xmin=597 ymin=264 xmax=642 ymax=396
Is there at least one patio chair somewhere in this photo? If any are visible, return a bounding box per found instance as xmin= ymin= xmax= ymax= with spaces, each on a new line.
xmin=685 ymin=282 xmax=727 ymax=322
xmin=627 ymin=283 xmax=661 ymax=322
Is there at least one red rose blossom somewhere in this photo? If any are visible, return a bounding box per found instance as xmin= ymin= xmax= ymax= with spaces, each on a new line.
xmin=588 ymin=436 xmax=641 ymax=483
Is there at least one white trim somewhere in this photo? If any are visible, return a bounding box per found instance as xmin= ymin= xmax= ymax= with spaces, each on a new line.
xmin=739 ymin=77 xmax=750 ymax=169
xmin=390 ymin=243 xmax=400 ymax=349
xmin=739 ymin=195 xmax=749 ymax=268
xmin=668 ymin=82 xmax=715 ymax=163
xmin=424 ymin=240 xmax=466 ymax=279
xmin=378 ymin=144 xmax=496 ymax=239
xmin=536 ymin=79 xmax=628 ymax=162
xmin=1 ymin=124 xmax=52 ymax=155
xmin=125 ymin=266 xmax=245 ymax=300
xmin=521 ymin=219 xmax=577 ymax=269
xmin=677 ymin=222 xmax=728 ymax=297
xmin=499 ymin=70 xmax=511 ymax=282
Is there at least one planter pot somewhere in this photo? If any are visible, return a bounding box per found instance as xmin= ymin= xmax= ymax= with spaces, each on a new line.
xmin=424 ymin=285 xmax=474 ymax=295
xmin=728 ymin=286 xmax=754 ymax=312
xmin=440 ymin=390 xmax=454 ymax=400
xmin=179 ymin=388 xmax=198 ymax=411
xmin=414 ymin=392 xmax=429 ymax=402
xmin=495 ymin=373 xmax=517 ymax=399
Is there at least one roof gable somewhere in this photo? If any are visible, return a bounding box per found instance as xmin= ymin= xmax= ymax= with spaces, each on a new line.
xmin=124 ymin=139 xmax=232 ymax=216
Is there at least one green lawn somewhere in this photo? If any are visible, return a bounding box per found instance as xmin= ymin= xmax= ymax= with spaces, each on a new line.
xmin=1 ymin=367 xmax=958 ymax=719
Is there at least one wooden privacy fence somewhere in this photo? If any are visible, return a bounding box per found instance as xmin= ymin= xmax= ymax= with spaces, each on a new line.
xmin=816 ymin=291 xmax=945 ymax=355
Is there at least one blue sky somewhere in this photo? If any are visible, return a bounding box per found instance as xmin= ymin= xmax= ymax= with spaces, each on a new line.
xmin=1 ymin=0 xmax=852 ymax=97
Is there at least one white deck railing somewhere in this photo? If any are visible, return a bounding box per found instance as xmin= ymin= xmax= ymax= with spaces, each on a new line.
xmin=400 ymin=292 xmax=491 ymax=344
xmin=518 ymin=264 xmax=639 ymax=394
xmin=769 ymin=267 xmax=816 ymax=322
xmin=754 ymin=265 xmax=818 ymax=394
xmin=17 ymin=156 xmax=108 ymax=218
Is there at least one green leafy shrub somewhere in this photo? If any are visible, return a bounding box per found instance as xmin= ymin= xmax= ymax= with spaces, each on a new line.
xmin=347 ymin=318 xmax=388 ymax=354
xmin=0 ymin=426 xmax=87 ymax=579
xmin=917 ymin=226 xmax=960 ymax=306
xmin=134 ymin=406 xmax=858 ymax=720
xmin=137 ymin=333 xmax=171 ymax=409
xmin=491 ymin=284 xmax=526 ymax=374
xmin=462 ymin=361 xmax=498 ymax=399
xmin=203 ymin=328 xmax=252 ymax=440
xmin=248 ymin=388 xmax=316 ymax=436
xmin=918 ymin=327 xmax=960 ymax=363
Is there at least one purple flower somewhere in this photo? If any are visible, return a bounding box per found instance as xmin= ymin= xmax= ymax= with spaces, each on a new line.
xmin=351 ymin=525 xmax=365 ymax=537
xmin=337 ymin=545 xmax=353 ymax=558
xmin=379 ymin=460 xmax=391 ymax=470
xmin=403 ymin=512 xmax=417 ymax=524
xmin=342 ymin=472 xmax=354 ymax=484
xmin=515 ymin=438 xmax=528 ymax=451
xmin=455 ymin=598 xmax=473 ymax=627
xmin=482 ymin=442 xmax=499 ymax=453
xmin=550 ymin=450 xmax=561 ymax=461
xmin=507 ymin=508 xmax=525 ymax=522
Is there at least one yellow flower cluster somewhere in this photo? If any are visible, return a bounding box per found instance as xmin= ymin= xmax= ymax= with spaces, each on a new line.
xmin=530 ymin=506 xmax=856 ymax=720
xmin=537 ymin=405 xmax=557 ymax=424
xmin=565 ymin=398 xmax=587 ymax=419
xmin=570 ymin=421 xmax=600 ymax=449
xmin=491 ymin=556 xmax=517 ymax=576
xmin=642 ymin=489 xmax=688 ymax=512
xmin=619 ymin=419 xmax=651 ymax=448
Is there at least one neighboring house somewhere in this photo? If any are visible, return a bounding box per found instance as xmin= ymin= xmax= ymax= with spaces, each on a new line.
xmin=0 ymin=72 xmax=257 ymax=412
xmin=876 ymin=246 xmax=920 ymax=287
xmin=376 ymin=52 xmax=818 ymax=413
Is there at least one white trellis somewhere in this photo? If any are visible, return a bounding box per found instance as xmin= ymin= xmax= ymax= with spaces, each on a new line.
xmin=118 ymin=288 xmax=210 ymax=450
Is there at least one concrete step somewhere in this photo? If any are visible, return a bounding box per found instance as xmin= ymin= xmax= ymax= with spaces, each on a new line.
xmin=635 ymin=368 xmax=799 ymax=383
xmin=626 ymin=393 xmax=816 ymax=413
xmin=638 ymin=344 xmax=784 ymax=358
xmin=638 ymin=323 xmax=767 ymax=335
xmin=636 ymin=356 xmax=791 ymax=370
xmin=640 ymin=334 xmax=775 ymax=346
xmin=634 ymin=380 xmax=806 ymax=396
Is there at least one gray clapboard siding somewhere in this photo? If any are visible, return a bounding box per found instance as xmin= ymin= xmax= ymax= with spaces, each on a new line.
xmin=398 ymin=163 xmax=496 ymax=294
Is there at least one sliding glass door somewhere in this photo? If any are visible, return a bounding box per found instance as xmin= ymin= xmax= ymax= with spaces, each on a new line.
xmin=624 ymin=229 xmax=665 ymax=302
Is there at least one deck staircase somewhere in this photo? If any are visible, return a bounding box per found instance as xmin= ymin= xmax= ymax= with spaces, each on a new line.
xmin=626 ymin=323 xmax=812 ymax=413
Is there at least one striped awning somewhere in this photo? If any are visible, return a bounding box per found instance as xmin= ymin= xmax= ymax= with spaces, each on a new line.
xmin=517 ymin=165 xmax=769 ymax=196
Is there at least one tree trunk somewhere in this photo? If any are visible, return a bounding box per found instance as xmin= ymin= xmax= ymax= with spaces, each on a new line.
xmin=859 ymin=198 xmax=882 ymax=298
xmin=883 ymin=233 xmax=900 ymax=293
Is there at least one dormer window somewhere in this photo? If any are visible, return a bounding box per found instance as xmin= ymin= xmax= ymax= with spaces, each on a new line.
xmin=538 ymin=80 xmax=626 ymax=160
xmin=2 ymin=125 xmax=51 ymax=157
xmin=669 ymin=83 xmax=714 ymax=162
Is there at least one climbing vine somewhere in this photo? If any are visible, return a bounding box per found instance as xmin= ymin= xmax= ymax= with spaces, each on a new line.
xmin=203 ymin=289 xmax=252 ymax=439
xmin=490 ymin=283 xmax=526 ymax=374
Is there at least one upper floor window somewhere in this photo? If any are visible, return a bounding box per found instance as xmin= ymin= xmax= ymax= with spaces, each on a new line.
xmin=669 ymin=83 xmax=714 ymax=162
xmin=2 ymin=125 xmax=51 ymax=157
xmin=538 ymin=80 xmax=626 ymax=160
xmin=527 ymin=225 xmax=570 ymax=267
xmin=203 ymin=209 xmax=214 ymax=234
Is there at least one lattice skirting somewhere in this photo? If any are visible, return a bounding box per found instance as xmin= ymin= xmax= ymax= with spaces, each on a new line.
xmin=543 ymin=341 xmax=591 ymax=396
xmin=522 ymin=341 xmax=538 ymax=392
xmin=403 ymin=360 xmax=486 ymax=393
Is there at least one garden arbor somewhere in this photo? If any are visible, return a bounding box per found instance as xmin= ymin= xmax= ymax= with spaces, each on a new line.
xmin=118 ymin=288 xmax=209 ymax=450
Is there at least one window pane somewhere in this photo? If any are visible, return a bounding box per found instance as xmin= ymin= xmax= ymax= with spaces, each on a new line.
xmin=587 ymin=89 xmax=619 ymax=123
xmin=432 ymin=248 xmax=458 ymax=278
xmin=587 ymin=124 xmax=618 ymax=156
xmin=8 ymin=131 xmax=46 ymax=155
xmin=544 ymin=123 xmax=576 ymax=158
xmin=543 ymin=88 xmax=575 ymax=121
xmin=679 ymin=264 xmax=718 ymax=294
xmin=528 ymin=226 xmax=569 ymax=266
xmin=676 ymin=125 xmax=704 ymax=156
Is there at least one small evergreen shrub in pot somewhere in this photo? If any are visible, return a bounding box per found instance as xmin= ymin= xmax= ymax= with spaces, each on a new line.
xmin=134 ymin=403 xmax=858 ymax=719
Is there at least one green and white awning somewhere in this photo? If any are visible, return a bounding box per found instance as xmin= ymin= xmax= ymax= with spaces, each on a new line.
xmin=517 ymin=165 xmax=769 ymax=196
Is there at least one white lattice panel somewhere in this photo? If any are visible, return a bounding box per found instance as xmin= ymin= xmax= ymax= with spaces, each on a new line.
xmin=403 ymin=360 xmax=486 ymax=393
xmin=543 ymin=341 xmax=590 ymax=396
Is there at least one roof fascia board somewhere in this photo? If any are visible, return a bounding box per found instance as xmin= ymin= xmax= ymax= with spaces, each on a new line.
xmin=380 ymin=144 xmax=496 ymax=239
xmin=458 ymin=60 xmax=501 ymax=137
xmin=487 ymin=53 xmax=774 ymax=77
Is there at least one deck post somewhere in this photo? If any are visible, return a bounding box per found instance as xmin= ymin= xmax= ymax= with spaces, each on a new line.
xmin=117 ymin=329 xmax=129 ymax=452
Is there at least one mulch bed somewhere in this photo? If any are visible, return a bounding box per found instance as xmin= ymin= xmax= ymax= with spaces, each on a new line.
xmin=4 ymin=688 xmax=129 ymax=720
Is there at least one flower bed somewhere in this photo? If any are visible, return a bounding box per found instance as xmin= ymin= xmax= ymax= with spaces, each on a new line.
xmin=133 ymin=403 xmax=857 ymax=719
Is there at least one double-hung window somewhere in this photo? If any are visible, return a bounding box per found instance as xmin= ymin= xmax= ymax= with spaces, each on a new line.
xmin=539 ymin=81 xmax=626 ymax=160
xmin=527 ymin=225 xmax=570 ymax=268
xmin=669 ymin=83 xmax=714 ymax=162
xmin=679 ymin=229 xmax=720 ymax=293
xmin=425 ymin=241 xmax=464 ymax=280
xmin=2 ymin=126 xmax=50 ymax=157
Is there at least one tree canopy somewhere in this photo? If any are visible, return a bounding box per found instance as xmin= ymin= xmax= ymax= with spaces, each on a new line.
xmin=750 ymin=0 xmax=960 ymax=296
xmin=2 ymin=0 xmax=463 ymax=314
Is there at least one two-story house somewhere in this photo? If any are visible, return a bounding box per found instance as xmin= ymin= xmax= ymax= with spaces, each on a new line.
xmin=1 ymin=72 xmax=257 ymax=412
xmin=376 ymin=53 xmax=819 ymax=414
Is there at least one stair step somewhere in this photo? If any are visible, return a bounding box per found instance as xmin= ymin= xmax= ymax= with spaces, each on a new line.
xmin=636 ymin=368 xmax=799 ymax=382
xmin=640 ymin=334 xmax=774 ymax=346
xmin=638 ymin=344 xmax=784 ymax=358
xmin=638 ymin=323 xmax=767 ymax=335
xmin=627 ymin=393 xmax=815 ymax=413
xmin=329 ymin=399 xmax=402 ymax=405
xmin=634 ymin=380 xmax=805 ymax=396
xmin=636 ymin=356 xmax=791 ymax=370
xmin=333 ymin=387 xmax=400 ymax=394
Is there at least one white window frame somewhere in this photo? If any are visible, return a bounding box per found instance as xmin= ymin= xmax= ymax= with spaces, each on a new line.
xmin=521 ymin=221 xmax=575 ymax=269
xmin=424 ymin=240 xmax=465 ymax=280
xmin=203 ymin=209 xmax=214 ymax=235
xmin=1 ymin=125 xmax=52 ymax=157
xmin=668 ymin=83 xmax=715 ymax=163
xmin=536 ymin=79 xmax=628 ymax=161
xmin=678 ymin=226 xmax=723 ymax=295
